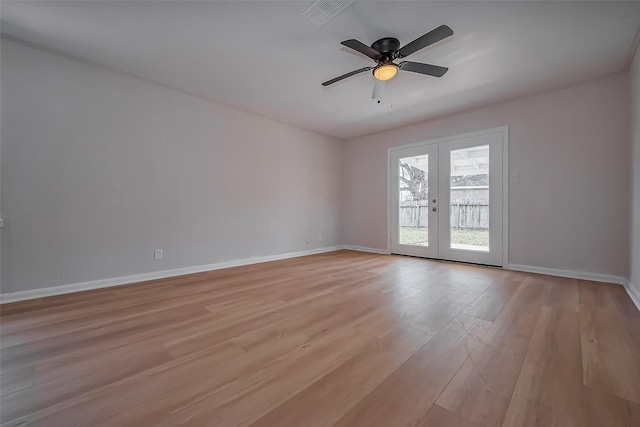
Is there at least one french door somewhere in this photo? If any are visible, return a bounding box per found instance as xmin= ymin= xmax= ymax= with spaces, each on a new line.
xmin=389 ymin=130 xmax=504 ymax=266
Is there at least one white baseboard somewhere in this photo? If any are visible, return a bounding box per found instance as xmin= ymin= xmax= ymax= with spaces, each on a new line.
xmin=343 ymin=245 xmax=390 ymax=255
xmin=505 ymin=263 xmax=626 ymax=286
xmin=624 ymin=279 xmax=640 ymax=311
xmin=0 ymin=245 xmax=344 ymax=304
xmin=3 ymin=249 xmax=636 ymax=313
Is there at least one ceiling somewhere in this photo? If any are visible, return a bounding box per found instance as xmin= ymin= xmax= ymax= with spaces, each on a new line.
xmin=1 ymin=1 xmax=639 ymax=140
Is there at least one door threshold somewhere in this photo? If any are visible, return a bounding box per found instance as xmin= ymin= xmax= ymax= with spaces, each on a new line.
xmin=390 ymin=253 xmax=502 ymax=269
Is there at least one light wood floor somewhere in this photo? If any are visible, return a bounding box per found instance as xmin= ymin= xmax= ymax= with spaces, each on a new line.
xmin=2 ymin=250 xmax=640 ymax=426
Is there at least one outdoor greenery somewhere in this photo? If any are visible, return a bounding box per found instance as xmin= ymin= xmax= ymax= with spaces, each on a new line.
xmin=399 ymin=227 xmax=489 ymax=247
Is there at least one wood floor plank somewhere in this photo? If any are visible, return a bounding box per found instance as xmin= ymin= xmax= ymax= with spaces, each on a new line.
xmin=460 ymin=273 xmax=522 ymax=322
xmin=249 ymin=324 xmax=435 ymax=427
xmin=331 ymin=315 xmax=483 ymax=427
xmin=513 ymin=306 xmax=583 ymax=420
xmin=417 ymin=404 xmax=481 ymax=427
xmin=504 ymin=389 xmax=640 ymax=427
xmin=578 ymin=280 xmax=619 ymax=309
xmin=1 ymin=302 xmax=211 ymax=372
xmin=408 ymin=295 xmax=472 ymax=332
xmin=163 ymin=290 xmax=352 ymax=359
xmin=1 ymin=251 xmax=640 ymax=427
xmin=0 ymin=340 xmax=174 ymax=421
xmin=481 ymin=276 xmax=552 ymax=352
xmin=608 ymin=284 xmax=640 ymax=357
xmin=436 ymin=341 xmax=528 ymax=427
xmin=576 ymin=385 xmax=640 ymax=427
xmin=1 ymin=341 xmax=247 ymax=426
xmin=348 ymin=291 xmax=446 ymax=338
xmin=501 ymin=395 xmax=582 ymax=427
xmin=132 ymin=329 xmax=377 ymax=427
xmin=545 ymin=276 xmax=580 ymax=312
xmin=0 ymin=367 xmax=33 ymax=397
xmin=580 ymin=303 xmax=640 ymax=404
xmin=1 ymin=268 xmax=297 ymax=335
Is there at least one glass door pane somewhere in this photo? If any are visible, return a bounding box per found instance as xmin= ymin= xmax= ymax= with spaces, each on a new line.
xmin=399 ymin=154 xmax=429 ymax=247
xmin=437 ymin=131 xmax=503 ymax=266
xmin=389 ymin=144 xmax=438 ymax=259
xmin=449 ymin=145 xmax=490 ymax=252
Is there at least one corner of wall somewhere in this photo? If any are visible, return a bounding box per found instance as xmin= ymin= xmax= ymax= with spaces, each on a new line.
xmin=628 ymin=31 xmax=640 ymax=302
xmin=624 ymin=279 xmax=640 ymax=312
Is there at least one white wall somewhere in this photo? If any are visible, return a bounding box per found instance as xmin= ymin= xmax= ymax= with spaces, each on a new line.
xmin=0 ymin=39 xmax=343 ymax=295
xmin=343 ymin=73 xmax=630 ymax=279
xmin=630 ymin=43 xmax=640 ymax=299
xmin=1 ymin=37 xmax=634 ymax=298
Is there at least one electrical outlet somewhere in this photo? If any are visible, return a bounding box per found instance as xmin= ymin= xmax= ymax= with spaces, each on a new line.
xmin=305 ymin=235 xmax=310 ymax=244
xmin=318 ymin=233 xmax=323 ymax=242
xmin=154 ymin=249 xmax=163 ymax=260
xmin=511 ymin=173 xmax=519 ymax=183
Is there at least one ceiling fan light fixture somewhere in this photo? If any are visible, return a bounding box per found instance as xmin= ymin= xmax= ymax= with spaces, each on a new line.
xmin=373 ymin=64 xmax=398 ymax=81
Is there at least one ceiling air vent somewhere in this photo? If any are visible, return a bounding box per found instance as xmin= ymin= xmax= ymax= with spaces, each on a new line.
xmin=302 ymin=0 xmax=354 ymax=26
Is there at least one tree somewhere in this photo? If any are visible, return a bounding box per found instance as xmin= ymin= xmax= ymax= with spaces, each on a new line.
xmin=399 ymin=160 xmax=427 ymax=201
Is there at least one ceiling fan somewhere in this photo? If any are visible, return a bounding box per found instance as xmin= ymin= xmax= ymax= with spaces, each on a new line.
xmin=321 ymin=25 xmax=454 ymax=88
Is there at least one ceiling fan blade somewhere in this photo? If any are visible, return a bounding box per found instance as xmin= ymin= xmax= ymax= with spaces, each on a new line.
xmin=399 ymin=61 xmax=448 ymax=78
xmin=341 ymin=39 xmax=382 ymax=61
xmin=396 ymin=25 xmax=454 ymax=58
xmin=322 ymin=67 xmax=373 ymax=86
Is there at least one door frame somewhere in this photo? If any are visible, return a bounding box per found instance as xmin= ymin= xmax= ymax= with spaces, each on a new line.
xmin=386 ymin=126 xmax=509 ymax=267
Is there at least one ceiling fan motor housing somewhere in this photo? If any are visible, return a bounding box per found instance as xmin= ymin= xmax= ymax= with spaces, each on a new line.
xmin=371 ymin=37 xmax=400 ymax=59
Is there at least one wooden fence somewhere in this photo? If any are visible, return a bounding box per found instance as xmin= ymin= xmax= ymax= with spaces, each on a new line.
xmin=400 ymin=187 xmax=489 ymax=229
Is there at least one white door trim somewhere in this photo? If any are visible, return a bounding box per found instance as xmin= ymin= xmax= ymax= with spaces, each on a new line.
xmin=387 ymin=126 xmax=509 ymax=267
